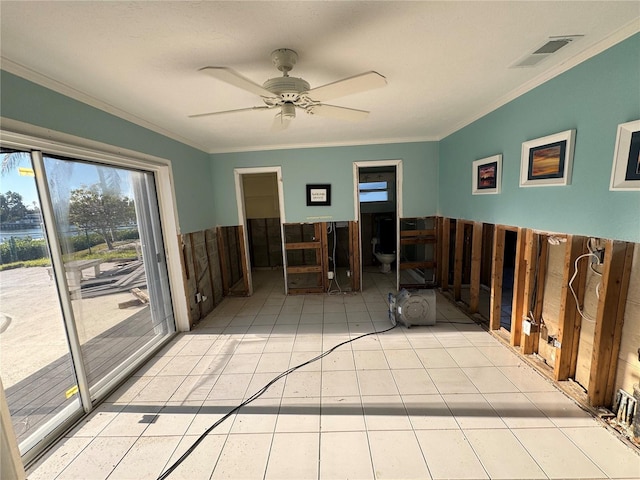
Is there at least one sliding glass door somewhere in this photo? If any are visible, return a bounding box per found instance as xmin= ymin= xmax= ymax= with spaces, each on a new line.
xmin=0 ymin=150 xmax=83 ymax=455
xmin=0 ymin=148 xmax=176 ymax=461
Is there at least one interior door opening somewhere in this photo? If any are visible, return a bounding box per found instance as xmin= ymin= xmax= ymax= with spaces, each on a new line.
xmin=356 ymin=163 xmax=399 ymax=292
xmin=236 ymin=169 xmax=286 ymax=294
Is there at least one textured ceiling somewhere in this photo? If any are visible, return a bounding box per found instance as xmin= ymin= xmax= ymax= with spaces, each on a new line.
xmin=1 ymin=1 xmax=638 ymax=153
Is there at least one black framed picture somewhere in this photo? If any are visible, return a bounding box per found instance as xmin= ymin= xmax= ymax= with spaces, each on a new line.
xmin=306 ymin=184 xmax=331 ymax=206
xmin=472 ymin=154 xmax=502 ymax=194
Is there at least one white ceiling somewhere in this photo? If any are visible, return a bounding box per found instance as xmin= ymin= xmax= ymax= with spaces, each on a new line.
xmin=1 ymin=1 xmax=638 ymax=154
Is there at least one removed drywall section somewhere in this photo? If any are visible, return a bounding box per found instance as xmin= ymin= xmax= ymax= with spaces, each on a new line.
xmin=538 ymin=241 xmax=566 ymax=369
xmin=179 ymin=227 xmax=224 ymax=327
xmin=574 ymin=259 xmax=602 ymax=390
xmin=247 ymin=219 xmax=283 ymax=268
xmin=217 ymin=225 xmax=249 ymax=296
xmin=616 ymin=246 xmax=640 ymax=396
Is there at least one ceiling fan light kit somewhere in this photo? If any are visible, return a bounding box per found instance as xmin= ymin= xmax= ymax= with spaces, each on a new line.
xmin=190 ymin=48 xmax=387 ymax=130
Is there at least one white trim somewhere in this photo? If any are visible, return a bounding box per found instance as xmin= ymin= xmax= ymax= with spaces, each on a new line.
xmin=233 ymin=166 xmax=287 ymax=295
xmin=1 ymin=58 xmax=208 ymax=152
xmin=0 ymin=378 xmax=26 ymax=479
xmin=354 ymin=159 xmax=403 ymax=291
xmin=209 ymin=136 xmax=438 ymax=155
xmin=0 ymin=122 xmax=191 ymax=332
xmin=3 ymin=19 xmax=636 ymax=154
xmin=610 ymin=119 xmax=640 ymax=191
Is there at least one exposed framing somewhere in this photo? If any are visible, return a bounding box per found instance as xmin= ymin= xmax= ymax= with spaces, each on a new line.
xmin=490 ymin=226 xmax=507 ymax=330
xmin=438 ymin=216 xmax=639 ymax=411
xmin=554 ymin=235 xmax=588 ymax=381
xmin=469 ymin=221 xmax=484 ymax=313
xmin=348 ymin=221 xmax=361 ymax=291
xmin=588 ymin=240 xmax=634 ymax=406
xmin=284 ymin=222 xmax=328 ymax=294
xmin=510 ymin=228 xmax=527 ymax=347
xmin=439 ymin=218 xmax=451 ymax=291
xmin=519 ymin=230 xmax=549 ymax=354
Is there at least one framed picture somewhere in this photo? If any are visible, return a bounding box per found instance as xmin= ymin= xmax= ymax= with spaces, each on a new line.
xmin=520 ymin=129 xmax=575 ymax=187
xmin=306 ymin=184 xmax=331 ymax=206
xmin=472 ymin=154 xmax=502 ymax=195
xmin=610 ymin=119 xmax=640 ymax=191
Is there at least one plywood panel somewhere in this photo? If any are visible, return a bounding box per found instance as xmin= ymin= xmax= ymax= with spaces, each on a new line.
xmin=205 ymin=228 xmax=223 ymax=306
xmin=538 ymin=242 xmax=565 ymax=368
xmin=181 ymin=234 xmax=199 ymax=326
xmin=190 ymin=231 xmax=214 ymax=318
xmin=616 ymin=246 xmax=640 ymax=396
xmin=574 ymin=265 xmax=602 ymax=389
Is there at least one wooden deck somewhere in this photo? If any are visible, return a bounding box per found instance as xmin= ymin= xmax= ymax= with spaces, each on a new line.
xmin=6 ymin=305 xmax=159 ymax=446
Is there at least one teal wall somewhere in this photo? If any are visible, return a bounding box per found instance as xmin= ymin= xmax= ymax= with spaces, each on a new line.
xmin=3 ymin=33 xmax=638 ymax=241
xmin=439 ymin=34 xmax=640 ymax=242
xmin=211 ymin=141 xmax=438 ymax=225
xmin=0 ymin=70 xmax=214 ymax=233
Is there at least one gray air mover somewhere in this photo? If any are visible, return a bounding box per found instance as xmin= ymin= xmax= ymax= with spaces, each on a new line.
xmin=388 ymin=289 xmax=437 ymax=328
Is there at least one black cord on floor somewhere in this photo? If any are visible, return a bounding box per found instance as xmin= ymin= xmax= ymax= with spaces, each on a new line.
xmin=156 ymin=320 xmax=398 ymax=480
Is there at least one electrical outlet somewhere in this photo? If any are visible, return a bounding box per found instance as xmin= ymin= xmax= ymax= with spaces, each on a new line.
xmin=522 ymin=319 xmax=532 ymax=336
xmin=328 ymin=271 xmax=334 ymax=280
xmin=346 ymin=270 xmax=351 ymax=277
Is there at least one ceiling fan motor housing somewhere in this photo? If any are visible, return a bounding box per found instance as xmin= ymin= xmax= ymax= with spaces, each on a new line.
xmin=262 ymin=77 xmax=310 ymax=98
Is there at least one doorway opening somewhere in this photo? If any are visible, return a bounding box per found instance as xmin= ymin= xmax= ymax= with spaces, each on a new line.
xmin=235 ymin=168 xmax=286 ymax=295
xmin=354 ymin=161 xmax=401 ymax=292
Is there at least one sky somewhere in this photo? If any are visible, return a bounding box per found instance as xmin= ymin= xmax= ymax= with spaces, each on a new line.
xmin=0 ymin=153 xmax=134 ymax=210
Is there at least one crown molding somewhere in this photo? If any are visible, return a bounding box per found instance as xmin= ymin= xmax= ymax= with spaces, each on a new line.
xmin=0 ymin=57 xmax=208 ymax=152
xmin=206 ymin=135 xmax=439 ymax=155
xmin=439 ymin=19 xmax=640 ymax=140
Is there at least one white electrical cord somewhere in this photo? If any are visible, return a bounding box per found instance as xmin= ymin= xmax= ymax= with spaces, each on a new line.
xmin=568 ymin=252 xmax=602 ymax=323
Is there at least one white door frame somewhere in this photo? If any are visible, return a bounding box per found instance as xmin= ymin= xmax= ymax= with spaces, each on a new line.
xmin=353 ymin=160 xmax=403 ymax=291
xmin=234 ymin=166 xmax=287 ymax=295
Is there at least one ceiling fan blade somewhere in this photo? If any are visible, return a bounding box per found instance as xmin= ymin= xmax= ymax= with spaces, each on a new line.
xmin=189 ymin=106 xmax=271 ymax=118
xmin=271 ymin=113 xmax=292 ymax=132
xmin=306 ymin=71 xmax=387 ymax=102
xmin=307 ymin=104 xmax=370 ymax=122
xmin=199 ymin=66 xmax=275 ymax=97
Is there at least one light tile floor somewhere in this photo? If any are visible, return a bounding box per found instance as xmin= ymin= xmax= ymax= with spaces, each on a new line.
xmin=28 ymin=270 xmax=640 ymax=479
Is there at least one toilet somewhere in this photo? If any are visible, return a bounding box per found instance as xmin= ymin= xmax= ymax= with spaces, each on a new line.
xmin=371 ymin=237 xmax=396 ymax=273
xmin=374 ymin=252 xmax=396 ymax=273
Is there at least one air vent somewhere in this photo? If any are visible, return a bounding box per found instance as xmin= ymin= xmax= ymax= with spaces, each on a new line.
xmin=511 ymin=35 xmax=583 ymax=68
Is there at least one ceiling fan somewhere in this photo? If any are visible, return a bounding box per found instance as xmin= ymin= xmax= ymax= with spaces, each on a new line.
xmin=190 ymin=48 xmax=387 ymax=131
